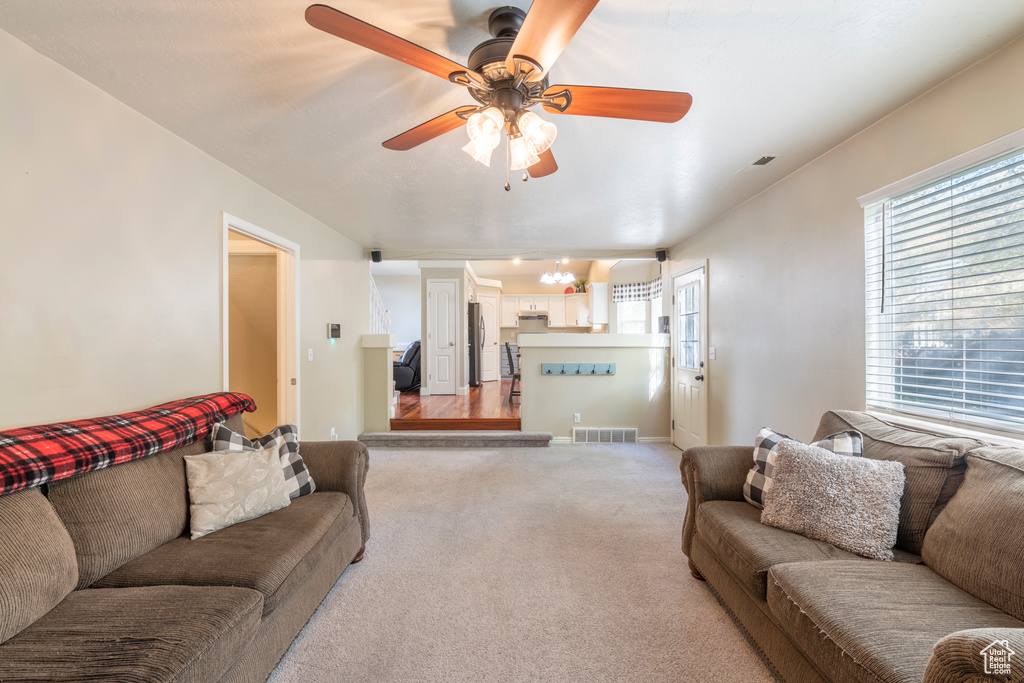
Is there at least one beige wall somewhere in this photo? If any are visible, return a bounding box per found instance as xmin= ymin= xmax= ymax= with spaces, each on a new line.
xmin=519 ymin=345 xmax=670 ymax=439
xmin=374 ymin=274 xmax=421 ymax=348
xmin=0 ymin=28 xmax=369 ymax=437
xmin=228 ymin=253 xmax=278 ymax=436
xmin=488 ymin=274 xmax=582 ymax=296
xmin=669 ymin=35 xmax=1024 ymax=446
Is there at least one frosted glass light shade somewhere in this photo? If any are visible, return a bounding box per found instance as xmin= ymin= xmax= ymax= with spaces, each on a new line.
xmin=463 ymin=107 xmax=504 ymax=166
xmin=540 ymin=272 xmax=556 ymax=284
xmin=517 ymin=110 xmax=557 ymax=155
xmin=509 ymin=134 xmax=541 ymax=171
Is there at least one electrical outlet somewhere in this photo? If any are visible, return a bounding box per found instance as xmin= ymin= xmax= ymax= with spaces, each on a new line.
xmin=573 ymin=413 xmax=581 ymax=424
xmin=330 ymin=427 xmax=337 ymax=441
xmin=709 ymin=347 xmax=717 ymax=360
xmin=308 ymin=348 xmax=314 ymax=362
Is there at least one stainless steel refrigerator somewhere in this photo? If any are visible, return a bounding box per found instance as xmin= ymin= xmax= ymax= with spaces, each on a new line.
xmin=468 ymin=301 xmax=484 ymax=387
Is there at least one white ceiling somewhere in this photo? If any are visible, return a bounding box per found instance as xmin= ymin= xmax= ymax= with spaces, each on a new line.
xmin=4 ymin=1 xmax=1024 ymax=253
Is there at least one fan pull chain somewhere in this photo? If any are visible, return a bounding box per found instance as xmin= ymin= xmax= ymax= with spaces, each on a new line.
xmin=504 ymin=134 xmax=511 ymax=192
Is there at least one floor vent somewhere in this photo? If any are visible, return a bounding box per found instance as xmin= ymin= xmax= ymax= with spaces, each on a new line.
xmin=572 ymin=428 xmax=639 ymax=444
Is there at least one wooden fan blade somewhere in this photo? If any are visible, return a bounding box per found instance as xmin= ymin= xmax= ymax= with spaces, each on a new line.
xmin=528 ymin=149 xmax=558 ymax=178
xmin=306 ymin=4 xmax=468 ymax=81
xmin=382 ymin=106 xmax=477 ymax=151
xmin=542 ymin=85 xmax=693 ymax=123
xmin=504 ymin=0 xmax=600 ymax=78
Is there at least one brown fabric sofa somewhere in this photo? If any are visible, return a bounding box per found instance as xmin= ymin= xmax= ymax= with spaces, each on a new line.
xmin=681 ymin=410 xmax=1024 ymax=683
xmin=0 ymin=413 xmax=369 ymax=682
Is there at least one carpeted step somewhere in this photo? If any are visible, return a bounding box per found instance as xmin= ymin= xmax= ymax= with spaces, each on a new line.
xmin=358 ymin=431 xmax=552 ymax=448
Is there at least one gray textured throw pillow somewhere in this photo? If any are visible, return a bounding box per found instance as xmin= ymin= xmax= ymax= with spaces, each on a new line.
xmin=760 ymin=439 xmax=905 ymax=561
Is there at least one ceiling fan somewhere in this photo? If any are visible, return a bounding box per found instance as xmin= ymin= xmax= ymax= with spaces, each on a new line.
xmin=305 ymin=1 xmax=693 ymax=183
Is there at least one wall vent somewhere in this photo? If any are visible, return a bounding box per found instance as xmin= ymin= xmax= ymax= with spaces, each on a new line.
xmin=737 ymin=155 xmax=780 ymax=173
xmin=572 ymin=427 xmax=639 ymax=444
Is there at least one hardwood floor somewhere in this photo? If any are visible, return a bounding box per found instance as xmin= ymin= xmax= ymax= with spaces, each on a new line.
xmin=391 ymin=379 xmax=520 ymax=431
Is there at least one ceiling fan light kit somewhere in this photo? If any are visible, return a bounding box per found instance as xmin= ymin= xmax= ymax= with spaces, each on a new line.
xmin=304 ymin=1 xmax=692 ymax=186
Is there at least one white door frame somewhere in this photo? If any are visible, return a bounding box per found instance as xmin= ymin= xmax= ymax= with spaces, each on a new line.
xmin=670 ymin=261 xmax=709 ymax=449
xmin=221 ymin=212 xmax=300 ymax=431
xmin=425 ymin=278 xmax=459 ymax=396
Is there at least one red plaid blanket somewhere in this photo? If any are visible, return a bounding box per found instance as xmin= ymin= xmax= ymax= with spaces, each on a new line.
xmin=0 ymin=393 xmax=256 ymax=497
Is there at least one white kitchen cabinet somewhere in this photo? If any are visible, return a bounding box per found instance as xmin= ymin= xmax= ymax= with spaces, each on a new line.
xmin=499 ymin=296 xmax=520 ymax=327
xmin=564 ymin=294 xmax=590 ymax=327
xmin=546 ymin=296 xmax=566 ymax=327
xmin=587 ymin=283 xmax=609 ymax=325
xmin=532 ymin=296 xmax=549 ymax=313
xmin=518 ymin=296 xmax=536 ymax=312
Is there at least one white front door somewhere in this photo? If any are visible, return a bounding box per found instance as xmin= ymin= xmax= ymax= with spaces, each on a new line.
xmin=427 ymin=279 xmax=458 ymax=395
xmin=672 ymin=267 xmax=708 ymax=450
xmin=479 ymin=294 xmax=499 ymax=382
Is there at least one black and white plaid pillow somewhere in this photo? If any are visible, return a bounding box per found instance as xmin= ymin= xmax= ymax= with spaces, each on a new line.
xmin=743 ymin=427 xmax=863 ymax=509
xmin=210 ymin=423 xmax=315 ymax=499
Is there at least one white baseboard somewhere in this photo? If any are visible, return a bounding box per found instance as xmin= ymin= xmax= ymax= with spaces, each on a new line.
xmin=550 ymin=437 xmax=573 ymax=445
xmin=419 ymin=387 xmax=430 ymax=396
xmin=456 ymin=385 xmax=469 ymax=396
xmin=640 ymin=437 xmax=672 ymax=443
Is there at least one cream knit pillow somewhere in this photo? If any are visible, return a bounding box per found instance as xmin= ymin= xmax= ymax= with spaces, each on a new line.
xmin=184 ymin=443 xmax=291 ymax=540
xmin=761 ymin=439 xmax=905 ymax=560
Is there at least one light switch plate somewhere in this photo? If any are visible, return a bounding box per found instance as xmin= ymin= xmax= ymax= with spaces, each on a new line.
xmin=708 ymin=347 xmax=717 ymax=360
xmin=308 ymin=348 xmax=314 ymax=362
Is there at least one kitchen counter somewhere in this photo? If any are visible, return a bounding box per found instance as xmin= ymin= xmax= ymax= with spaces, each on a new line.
xmin=517 ymin=334 xmax=671 ymax=442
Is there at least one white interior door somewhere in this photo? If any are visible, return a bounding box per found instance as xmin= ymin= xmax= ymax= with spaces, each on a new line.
xmin=479 ymin=294 xmax=499 ymax=382
xmin=672 ymin=267 xmax=708 ymax=450
xmin=427 ymin=279 xmax=457 ymax=395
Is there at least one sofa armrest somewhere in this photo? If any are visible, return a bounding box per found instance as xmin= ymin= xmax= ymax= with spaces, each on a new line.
xmin=924 ymin=628 xmax=1024 ymax=682
xmin=680 ymin=445 xmax=751 ymax=556
xmin=300 ymin=440 xmax=370 ymax=547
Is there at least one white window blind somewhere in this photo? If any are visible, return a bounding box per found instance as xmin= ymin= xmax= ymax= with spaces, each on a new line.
xmin=865 ymin=146 xmax=1024 ymax=434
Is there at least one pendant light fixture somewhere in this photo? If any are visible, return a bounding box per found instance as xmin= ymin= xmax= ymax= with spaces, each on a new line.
xmin=540 ymin=261 xmax=574 ymax=285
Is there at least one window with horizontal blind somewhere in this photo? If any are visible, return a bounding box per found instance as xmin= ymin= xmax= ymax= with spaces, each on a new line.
xmin=865 ymin=146 xmax=1024 ymax=434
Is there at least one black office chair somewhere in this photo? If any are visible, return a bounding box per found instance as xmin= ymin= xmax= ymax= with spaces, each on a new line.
xmin=504 ymin=342 xmax=521 ymax=402
xmin=393 ymin=341 xmax=421 ymax=392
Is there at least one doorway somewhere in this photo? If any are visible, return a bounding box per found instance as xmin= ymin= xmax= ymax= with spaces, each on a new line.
xmin=222 ymin=213 xmax=299 ymax=436
xmin=672 ymin=265 xmax=708 ymax=450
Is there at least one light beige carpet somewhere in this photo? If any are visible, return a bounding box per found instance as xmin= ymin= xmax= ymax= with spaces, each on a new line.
xmin=268 ymin=444 xmax=776 ymax=683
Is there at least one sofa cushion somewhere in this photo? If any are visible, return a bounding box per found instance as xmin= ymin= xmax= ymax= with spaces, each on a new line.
xmin=814 ymin=410 xmax=983 ymax=554
xmin=922 ymin=445 xmax=1024 ymax=621
xmin=48 ymin=438 xmax=207 ymax=588
xmin=0 ymin=585 xmax=262 ymax=682
xmin=696 ymin=500 xmax=888 ymax=600
xmin=0 ymin=488 xmax=79 ymax=644
xmin=767 ymin=561 xmax=1024 ymax=683
xmin=93 ymin=491 xmax=355 ymax=616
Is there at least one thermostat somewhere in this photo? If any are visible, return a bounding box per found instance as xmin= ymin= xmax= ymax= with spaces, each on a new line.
xmin=327 ymin=323 xmax=341 ymax=339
